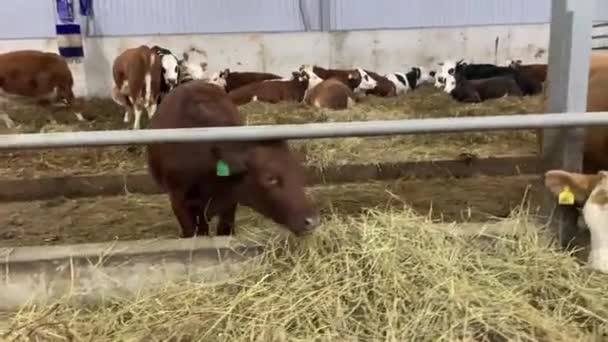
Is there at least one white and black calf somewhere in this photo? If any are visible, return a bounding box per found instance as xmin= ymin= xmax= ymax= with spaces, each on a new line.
xmin=387 ymin=66 xmax=436 ymax=94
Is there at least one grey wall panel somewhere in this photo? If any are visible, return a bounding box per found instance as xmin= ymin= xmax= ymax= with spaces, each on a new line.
xmin=0 ymin=0 xmax=56 ymax=39
xmin=87 ymin=0 xmax=321 ymax=36
xmin=330 ymin=0 xmax=608 ymax=31
xmin=331 ymin=0 xmax=551 ymax=31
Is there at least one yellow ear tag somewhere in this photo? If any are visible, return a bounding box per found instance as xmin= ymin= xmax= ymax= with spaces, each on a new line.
xmin=558 ymin=186 xmax=575 ymax=205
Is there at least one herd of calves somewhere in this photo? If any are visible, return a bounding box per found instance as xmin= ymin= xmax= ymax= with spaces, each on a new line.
xmin=111 ymin=45 xmax=549 ymax=130
xmin=7 ymin=46 xmax=608 ymax=273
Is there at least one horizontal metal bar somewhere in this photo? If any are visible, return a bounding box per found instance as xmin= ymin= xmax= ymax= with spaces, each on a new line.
xmin=593 ymin=34 xmax=608 ymax=39
xmin=1 ymin=112 xmax=608 ymax=151
xmin=593 ymin=22 xmax=608 ymax=28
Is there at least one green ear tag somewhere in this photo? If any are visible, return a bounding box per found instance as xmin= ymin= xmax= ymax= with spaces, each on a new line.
xmin=216 ymin=160 xmax=231 ymax=177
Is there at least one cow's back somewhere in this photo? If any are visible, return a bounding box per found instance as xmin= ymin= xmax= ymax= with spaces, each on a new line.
xmin=0 ymin=50 xmax=73 ymax=97
xmin=306 ymin=79 xmax=354 ymax=109
xmin=147 ymin=81 xmax=241 ymax=188
xmin=540 ymin=51 xmax=608 ymax=173
xmin=112 ymin=45 xmax=162 ymax=98
xmin=226 ymin=72 xmax=281 ymax=92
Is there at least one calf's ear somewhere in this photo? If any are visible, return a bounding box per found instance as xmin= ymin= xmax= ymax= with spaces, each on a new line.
xmin=544 ymin=170 xmax=600 ymax=203
xmin=211 ymin=143 xmax=250 ymax=177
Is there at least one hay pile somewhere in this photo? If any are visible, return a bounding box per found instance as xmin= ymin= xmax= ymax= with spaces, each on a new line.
xmin=3 ymin=209 xmax=607 ymax=341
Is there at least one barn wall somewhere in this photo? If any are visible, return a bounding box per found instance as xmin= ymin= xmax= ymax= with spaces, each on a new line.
xmin=0 ymin=24 xmax=550 ymax=98
xmin=2 ymin=0 xmax=608 ymax=39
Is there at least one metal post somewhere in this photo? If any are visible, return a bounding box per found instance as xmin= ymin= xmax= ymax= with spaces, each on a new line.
xmin=320 ymin=0 xmax=331 ymax=31
xmin=542 ymin=0 xmax=594 ymax=248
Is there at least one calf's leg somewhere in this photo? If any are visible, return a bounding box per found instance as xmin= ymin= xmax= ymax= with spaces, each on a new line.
xmin=169 ymin=190 xmax=206 ymax=238
xmin=217 ymin=203 xmax=237 ymax=236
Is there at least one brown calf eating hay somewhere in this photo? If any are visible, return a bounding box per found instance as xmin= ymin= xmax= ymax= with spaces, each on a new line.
xmin=0 ymin=49 xmax=83 ymax=128
xmin=147 ymin=80 xmax=320 ymax=237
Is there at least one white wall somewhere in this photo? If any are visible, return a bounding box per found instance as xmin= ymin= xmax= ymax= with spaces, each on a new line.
xmin=0 ymin=24 xmax=550 ymax=98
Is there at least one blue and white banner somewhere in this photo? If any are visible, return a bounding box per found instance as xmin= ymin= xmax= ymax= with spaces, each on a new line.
xmin=55 ymin=23 xmax=84 ymax=58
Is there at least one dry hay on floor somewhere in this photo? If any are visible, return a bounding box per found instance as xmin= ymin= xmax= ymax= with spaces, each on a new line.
xmin=3 ymin=208 xmax=607 ymax=341
xmin=0 ymin=86 xmax=542 ymax=178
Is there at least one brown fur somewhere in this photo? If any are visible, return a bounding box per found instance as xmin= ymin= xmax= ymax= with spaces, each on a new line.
xmin=305 ymin=79 xmax=356 ymax=110
xmin=224 ymin=71 xmax=282 ymax=92
xmin=227 ymin=72 xmax=309 ymax=106
xmin=364 ymin=70 xmax=397 ymax=97
xmin=146 ymin=80 xmax=319 ymax=237
xmin=511 ymin=63 xmax=547 ymax=84
xmin=539 ymin=51 xmax=608 ymax=173
xmin=308 ymin=66 xmax=362 ymax=91
xmin=111 ymin=45 xmax=163 ymax=128
xmin=0 ymin=50 xmax=75 ymax=104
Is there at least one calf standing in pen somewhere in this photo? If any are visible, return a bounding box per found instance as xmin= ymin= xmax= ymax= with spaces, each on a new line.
xmin=112 ymin=45 xmax=162 ymax=129
xmin=146 ymin=80 xmax=320 ymax=237
xmin=150 ymin=45 xmax=181 ymax=104
xmin=0 ymin=49 xmax=84 ymax=128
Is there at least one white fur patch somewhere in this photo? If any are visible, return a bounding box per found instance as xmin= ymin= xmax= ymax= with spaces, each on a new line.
xmin=144 ymin=73 xmax=152 ymax=104
xmin=386 ymin=73 xmax=408 ymax=95
xmin=161 ymin=54 xmax=180 ymax=85
xmin=356 ymin=68 xmax=377 ymax=91
xmin=583 ymin=174 xmax=608 ymax=273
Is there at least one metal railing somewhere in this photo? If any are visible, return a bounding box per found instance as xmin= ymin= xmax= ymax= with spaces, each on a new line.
xmin=1 ymin=112 xmax=608 ymax=151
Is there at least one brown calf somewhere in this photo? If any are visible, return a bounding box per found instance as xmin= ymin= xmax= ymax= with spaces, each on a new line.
xmin=0 ymin=49 xmax=82 ymax=128
xmin=211 ymin=69 xmax=281 ymax=92
xmin=227 ymin=72 xmax=310 ymax=106
xmin=509 ymin=60 xmax=547 ymax=84
xmin=364 ymin=70 xmax=397 ymax=97
xmin=111 ymin=45 xmax=162 ymax=130
xmin=146 ymin=80 xmax=320 ymax=237
xmin=539 ymin=51 xmax=608 ymax=173
xmin=304 ymin=78 xmax=357 ymax=110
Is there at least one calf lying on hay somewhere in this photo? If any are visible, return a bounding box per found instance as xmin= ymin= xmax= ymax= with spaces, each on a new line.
xmin=3 ymin=207 xmax=607 ymax=341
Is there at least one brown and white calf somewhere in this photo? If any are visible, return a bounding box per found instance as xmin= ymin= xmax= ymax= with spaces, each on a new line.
xmin=364 ymin=70 xmax=397 ymax=97
xmin=508 ymin=60 xmax=547 ymax=84
xmin=111 ymin=45 xmax=162 ymax=129
xmin=545 ymin=170 xmax=608 ymax=273
xmin=227 ymin=71 xmax=315 ymax=106
xmin=0 ymin=49 xmax=83 ymax=128
xmin=209 ymin=69 xmax=282 ymax=92
xmin=299 ymin=65 xmax=377 ymax=93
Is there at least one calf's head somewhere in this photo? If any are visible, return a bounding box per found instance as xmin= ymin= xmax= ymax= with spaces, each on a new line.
xmin=545 ymin=169 xmax=608 ymax=272
xmin=212 ymin=141 xmax=320 ymax=235
xmin=181 ymin=48 xmax=209 ymax=81
xmin=159 ymin=53 xmax=180 ymax=88
xmin=209 ymin=68 xmax=229 ymax=90
xmin=299 ymin=65 xmax=324 ymax=90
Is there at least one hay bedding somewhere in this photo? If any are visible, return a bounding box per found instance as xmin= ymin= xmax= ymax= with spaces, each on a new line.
xmin=3 ymin=209 xmax=607 ymax=341
xmin=0 ymin=87 xmax=542 ymax=178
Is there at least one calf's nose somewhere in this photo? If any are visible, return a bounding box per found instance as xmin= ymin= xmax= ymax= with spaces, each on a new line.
xmin=304 ymin=215 xmax=321 ymax=231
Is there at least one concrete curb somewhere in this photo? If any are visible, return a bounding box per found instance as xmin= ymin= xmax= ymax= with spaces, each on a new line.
xmin=0 ymin=155 xmax=539 ymax=202
xmin=0 ymin=236 xmax=264 ymax=311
